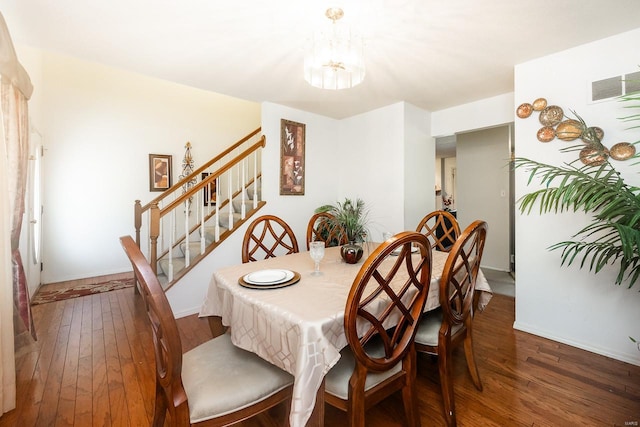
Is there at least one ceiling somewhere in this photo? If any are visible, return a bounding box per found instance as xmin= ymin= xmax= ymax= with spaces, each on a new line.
xmin=2 ymin=0 xmax=640 ymax=122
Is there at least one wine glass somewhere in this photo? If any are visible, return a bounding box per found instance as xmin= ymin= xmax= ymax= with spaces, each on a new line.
xmin=309 ymin=241 xmax=325 ymax=275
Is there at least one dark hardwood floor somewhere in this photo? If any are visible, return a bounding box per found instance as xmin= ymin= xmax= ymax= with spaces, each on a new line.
xmin=2 ymin=287 xmax=639 ymax=426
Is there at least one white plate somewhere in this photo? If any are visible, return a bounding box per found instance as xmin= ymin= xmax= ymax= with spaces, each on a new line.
xmin=391 ymin=246 xmax=419 ymax=256
xmin=244 ymin=269 xmax=294 ymax=285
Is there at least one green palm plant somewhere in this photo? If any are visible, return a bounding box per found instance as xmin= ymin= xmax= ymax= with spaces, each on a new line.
xmin=315 ymin=197 xmax=370 ymax=243
xmin=516 ymin=91 xmax=640 ymax=288
xmin=515 ymin=157 xmax=640 ymax=287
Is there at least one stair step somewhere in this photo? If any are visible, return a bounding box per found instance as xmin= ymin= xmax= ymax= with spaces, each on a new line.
xmin=179 ymin=240 xmax=206 ymax=261
xmin=158 ymin=257 xmax=186 ymax=278
xmin=232 ymin=199 xmax=259 ymax=213
xmin=201 ymin=225 xmax=230 ymax=243
xmin=216 ymin=211 xmax=243 ymax=227
xmin=246 ymin=183 xmax=261 ymax=200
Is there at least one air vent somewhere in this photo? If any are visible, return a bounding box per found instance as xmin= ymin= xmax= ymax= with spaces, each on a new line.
xmin=591 ymin=77 xmax=622 ymax=101
xmin=590 ymin=71 xmax=640 ymax=102
xmin=625 ymin=71 xmax=640 ymax=94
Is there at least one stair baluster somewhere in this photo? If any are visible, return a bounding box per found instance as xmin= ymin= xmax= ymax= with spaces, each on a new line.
xmin=214 ymin=175 xmax=220 ymax=242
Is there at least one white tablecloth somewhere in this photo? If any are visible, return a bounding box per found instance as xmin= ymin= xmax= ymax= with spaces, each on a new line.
xmin=199 ymin=243 xmax=492 ymax=426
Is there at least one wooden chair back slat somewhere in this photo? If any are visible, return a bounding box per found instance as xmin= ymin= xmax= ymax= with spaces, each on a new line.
xmin=242 ymin=215 xmax=299 ymax=263
xmin=416 ymin=210 xmax=461 ymax=252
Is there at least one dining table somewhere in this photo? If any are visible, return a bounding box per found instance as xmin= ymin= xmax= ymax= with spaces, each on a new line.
xmin=199 ymin=242 xmax=493 ymax=427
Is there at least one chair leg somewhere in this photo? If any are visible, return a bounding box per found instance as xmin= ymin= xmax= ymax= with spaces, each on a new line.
xmin=347 ymin=370 xmax=367 ymax=427
xmin=463 ymin=329 xmax=483 ymax=391
xmin=282 ymin=399 xmax=292 ymax=427
xmin=401 ymin=350 xmax=420 ymax=427
xmin=438 ymin=348 xmax=457 ymax=427
xmin=151 ymin=383 xmax=167 ymax=427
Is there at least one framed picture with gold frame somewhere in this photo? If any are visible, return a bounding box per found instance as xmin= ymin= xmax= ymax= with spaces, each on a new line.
xmin=149 ymin=154 xmax=172 ymax=192
xmin=280 ymin=119 xmax=305 ymax=195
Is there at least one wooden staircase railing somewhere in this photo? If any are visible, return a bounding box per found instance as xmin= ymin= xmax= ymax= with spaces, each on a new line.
xmin=134 ymin=128 xmax=265 ymax=289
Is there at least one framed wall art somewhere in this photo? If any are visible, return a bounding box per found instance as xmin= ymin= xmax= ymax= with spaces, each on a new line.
xmin=149 ymin=154 xmax=172 ymax=192
xmin=280 ymin=119 xmax=305 ymax=195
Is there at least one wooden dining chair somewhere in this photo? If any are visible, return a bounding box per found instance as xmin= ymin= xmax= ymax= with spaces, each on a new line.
xmin=416 ymin=210 xmax=461 ymax=252
xmin=305 ymin=212 xmax=347 ymax=250
xmin=324 ymin=231 xmax=433 ymax=427
xmin=242 ymin=215 xmax=299 ymax=263
xmin=414 ymin=220 xmax=488 ymax=427
xmin=119 ymin=236 xmax=294 ymax=427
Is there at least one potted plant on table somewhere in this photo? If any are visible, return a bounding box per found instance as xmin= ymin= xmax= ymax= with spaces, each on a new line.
xmin=315 ymin=198 xmax=370 ymax=264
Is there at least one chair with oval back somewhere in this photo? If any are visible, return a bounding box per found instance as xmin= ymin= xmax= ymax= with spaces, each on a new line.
xmin=414 ymin=220 xmax=488 ymax=427
xmin=242 ymin=215 xmax=299 ymax=263
xmin=324 ymin=231 xmax=433 ymax=427
xmin=305 ymin=212 xmax=348 ymax=250
xmin=119 ymin=235 xmax=294 ymax=426
xmin=416 ymin=210 xmax=461 ymax=252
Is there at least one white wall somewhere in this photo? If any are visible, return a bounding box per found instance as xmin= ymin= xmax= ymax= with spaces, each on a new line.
xmin=514 ymin=28 xmax=640 ymax=365
xmin=22 ymin=49 xmax=261 ymax=284
xmin=339 ymin=102 xmax=414 ymax=238
xmin=337 ymin=102 xmax=434 ymax=238
xmin=403 ymin=103 xmax=434 ymax=231
xmin=431 ymin=92 xmax=514 ymax=137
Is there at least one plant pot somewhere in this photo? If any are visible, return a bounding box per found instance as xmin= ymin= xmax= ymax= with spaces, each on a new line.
xmin=341 ymin=241 xmax=363 ymax=264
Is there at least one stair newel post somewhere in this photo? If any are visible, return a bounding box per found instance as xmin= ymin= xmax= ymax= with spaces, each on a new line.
xmin=227 ymin=170 xmax=234 ymax=230
xmin=214 ymin=176 xmax=220 ymax=241
xmin=149 ymin=202 xmax=160 ymax=275
xmin=132 ymin=200 xmax=142 ymax=294
xmin=134 ymin=200 xmax=142 ymax=247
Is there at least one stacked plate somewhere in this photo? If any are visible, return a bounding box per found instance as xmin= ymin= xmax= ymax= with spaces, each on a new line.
xmin=391 ymin=246 xmax=419 ymax=256
xmin=239 ymin=269 xmax=300 ymax=289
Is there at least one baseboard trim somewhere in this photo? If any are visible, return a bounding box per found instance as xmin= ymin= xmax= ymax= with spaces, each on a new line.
xmin=173 ymin=305 xmax=202 ymax=319
xmin=513 ymin=320 xmax=640 ymax=367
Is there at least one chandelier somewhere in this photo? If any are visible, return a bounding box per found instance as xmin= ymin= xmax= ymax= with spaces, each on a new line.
xmin=304 ymin=7 xmax=365 ymax=90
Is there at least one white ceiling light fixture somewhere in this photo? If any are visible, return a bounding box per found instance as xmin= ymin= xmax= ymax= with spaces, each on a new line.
xmin=304 ymin=7 xmax=365 ymax=90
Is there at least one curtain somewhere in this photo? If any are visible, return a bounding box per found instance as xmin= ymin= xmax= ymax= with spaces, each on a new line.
xmin=3 ymin=79 xmax=34 ymax=340
xmin=0 ymin=12 xmax=34 ymax=415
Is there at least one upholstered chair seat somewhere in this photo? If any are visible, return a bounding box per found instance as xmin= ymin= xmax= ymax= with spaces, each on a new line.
xmin=182 ymin=334 xmax=293 ymax=423
xmin=325 ymin=339 xmax=402 ymax=400
xmin=413 ymin=309 xmax=464 ymax=347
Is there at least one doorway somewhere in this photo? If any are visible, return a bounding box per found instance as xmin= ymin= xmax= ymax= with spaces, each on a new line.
xmin=435 ymin=124 xmax=514 ymax=275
